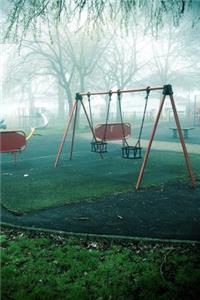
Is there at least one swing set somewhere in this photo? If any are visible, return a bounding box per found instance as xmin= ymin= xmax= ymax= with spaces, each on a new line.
xmin=55 ymin=84 xmax=196 ymax=189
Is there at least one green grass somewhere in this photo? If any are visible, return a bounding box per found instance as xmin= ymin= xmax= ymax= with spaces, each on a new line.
xmin=1 ymin=226 xmax=200 ymax=300
xmin=1 ymin=128 xmax=200 ymax=213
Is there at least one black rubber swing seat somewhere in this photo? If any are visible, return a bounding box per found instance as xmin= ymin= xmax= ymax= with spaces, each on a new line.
xmin=91 ymin=141 xmax=108 ymax=153
xmin=121 ymin=145 xmax=142 ymax=159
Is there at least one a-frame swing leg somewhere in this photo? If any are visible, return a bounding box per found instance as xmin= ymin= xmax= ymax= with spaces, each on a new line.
xmin=54 ymin=101 xmax=78 ymax=167
xmin=170 ymin=94 xmax=196 ymax=188
xmin=69 ymin=100 xmax=79 ymax=160
xmin=55 ymin=93 xmax=104 ymax=166
xmin=136 ymin=84 xmax=195 ymax=189
xmin=135 ymin=92 xmax=166 ymax=189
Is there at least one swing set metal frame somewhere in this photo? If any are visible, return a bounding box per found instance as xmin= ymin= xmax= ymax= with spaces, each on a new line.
xmin=54 ymin=84 xmax=196 ymax=190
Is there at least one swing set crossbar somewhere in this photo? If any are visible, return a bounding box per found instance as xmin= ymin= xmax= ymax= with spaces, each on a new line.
xmin=80 ymin=86 xmax=163 ymax=97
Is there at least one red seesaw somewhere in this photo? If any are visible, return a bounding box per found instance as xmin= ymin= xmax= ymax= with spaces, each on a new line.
xmin=0 ymin=131 xmax=26 ymax=164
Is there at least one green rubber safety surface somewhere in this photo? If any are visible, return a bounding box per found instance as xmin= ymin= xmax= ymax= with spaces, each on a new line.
xmin=1 ymin=128 xmax=200 ymax=213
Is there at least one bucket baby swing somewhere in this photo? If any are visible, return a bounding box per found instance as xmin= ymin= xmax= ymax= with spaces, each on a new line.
xmin=55 ymin=85 xmax=196 ymax=190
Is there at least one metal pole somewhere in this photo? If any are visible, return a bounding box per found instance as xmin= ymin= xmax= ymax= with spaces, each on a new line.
xmin=136 ymin=94 xmax=166 ymax=190
xmin=170 ymin=94 xmax=196 ymax=188
xmin=69 ymin=101 xmax=78 ymax=160
xmin=54 ymin=101 xmax=77 ymax=167
xmin=80 ymin=86 xmax=163 ymax=97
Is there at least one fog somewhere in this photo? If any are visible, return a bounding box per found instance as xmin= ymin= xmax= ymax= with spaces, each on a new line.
xmin=1 ymin=5 xmax=200 ymax=131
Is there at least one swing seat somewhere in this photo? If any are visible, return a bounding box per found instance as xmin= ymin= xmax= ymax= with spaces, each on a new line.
xmin=121 ymin=145 xmax=142 ymax=159
xmin=91 ymin=141 xmax=108 ymax=153
xmin=94 ymin=123 xmax=131 ymax=141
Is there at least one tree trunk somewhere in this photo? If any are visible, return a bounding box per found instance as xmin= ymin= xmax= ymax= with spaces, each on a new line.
xmin=116 ymin=99 xmax=121 ymax=121
xmin=116 ymin=89 xmax=123 ymax=122
xmin=57 ymin=83 xmax=66 ymax=119
xmin=27 ymin=81 xmax=36 ymax=129
xmin=27 ymin=81 xmax=35 ymax=116
xmin=64 ymin=84 xmax=73 ymax=117
xmin=76 ymin=75 xmax=85 ymax=129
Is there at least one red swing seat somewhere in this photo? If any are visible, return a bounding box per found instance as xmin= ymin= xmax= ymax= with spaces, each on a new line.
xmin=94 ymin=123 xmax=131 ymax=141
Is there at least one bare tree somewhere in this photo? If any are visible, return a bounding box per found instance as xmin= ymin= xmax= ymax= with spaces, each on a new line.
xmin=145 ymin=21 xmax=200 ymax=89
xmin=95 ymin=29 xmax=146 ymax=119
xmin=4 ymin=23 xmax=113 ymax=125
xmin=21 ymin=37 xmax=74 ymax=116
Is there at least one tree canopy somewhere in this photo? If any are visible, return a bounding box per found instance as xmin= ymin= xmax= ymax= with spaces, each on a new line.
xmin=3 ymin=0 xmax=200 ymax=42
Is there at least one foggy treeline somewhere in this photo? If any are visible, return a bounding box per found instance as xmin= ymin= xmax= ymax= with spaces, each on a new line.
xmin=1 ymin=4 xmax=200 ymax=127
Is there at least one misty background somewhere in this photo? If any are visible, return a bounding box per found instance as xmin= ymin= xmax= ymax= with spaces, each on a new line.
xmin=0 ymin=2 xmax=200 ymax=131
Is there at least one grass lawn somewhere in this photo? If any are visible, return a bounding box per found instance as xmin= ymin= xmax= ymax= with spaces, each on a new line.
xmin=1 ymin=127 xmax=200 ymax=213
xmin=1 ymin=226 xmax=200 ymax=300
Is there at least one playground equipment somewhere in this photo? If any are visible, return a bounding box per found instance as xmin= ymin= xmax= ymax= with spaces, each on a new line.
xmin=120 ymin=87 xmax=150 ymax=159
xmin=55 ymin=84 xmax=196 ymax=190
xmin=0 ymin=127 xmax=38 ymax=164
xmin=0 ymin=131 xmax=26 ymax=164
xmin=87 ymin=88 xmax=150 ymax=159
xmin=169 ymin=127 xmax=195 ymax=139
xmin=18 ymin=108 xmax=49 ymax=130
xmin=0 ymin=112 xmax=48 ymax=164
xmin=90 ymin=123 xmax=131 ymax=153
xmin=25 ymin=112 xmax=48 ymax=139
xmin=35 ymin=112 xmax=49 ymax=129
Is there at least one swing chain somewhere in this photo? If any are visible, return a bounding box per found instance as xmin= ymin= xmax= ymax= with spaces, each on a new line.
xmin=136 ymin=86 xmax=151 ymax=147
xmin=117 ymin=89 xmax=129 ymax=147
xmin=102 ymin=90 xmax=112 ymax=141
xmin=90 ymin=91 xmax=111 ymax=154
xmin=87 ymin=92 xmax=94 ymax=129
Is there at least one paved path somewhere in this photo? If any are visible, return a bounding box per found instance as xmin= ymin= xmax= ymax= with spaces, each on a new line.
xmin=82 ymin=132 xmax=200 ymax=154
xmin=2 ymin=182 xmax=200 ymax=241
